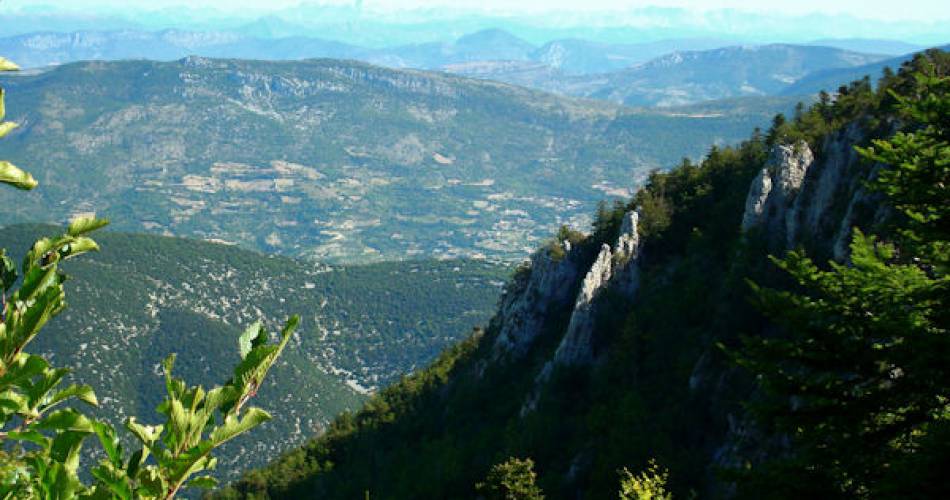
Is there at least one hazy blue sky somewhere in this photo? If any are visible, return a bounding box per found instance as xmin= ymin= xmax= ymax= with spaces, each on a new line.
xmin=5 ymin=0 xmax=948 ymax=21
xmin=2 ymin=0 xmax=947 ymax=46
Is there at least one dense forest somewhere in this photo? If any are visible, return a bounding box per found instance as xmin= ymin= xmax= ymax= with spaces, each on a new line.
xmin=218 ymin=49 xmax=949 ymax=499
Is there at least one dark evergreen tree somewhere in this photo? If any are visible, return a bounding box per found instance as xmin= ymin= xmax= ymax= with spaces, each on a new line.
xmin=736 ymin=67 xmax=950 ymax=499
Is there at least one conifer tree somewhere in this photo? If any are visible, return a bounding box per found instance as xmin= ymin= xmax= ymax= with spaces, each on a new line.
xmin=735 ymin=67 xmax=949 ymax=498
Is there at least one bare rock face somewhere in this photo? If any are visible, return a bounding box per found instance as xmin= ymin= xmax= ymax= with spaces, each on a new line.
xmin=520 ymin=210 xmax=644 ymax=414
xmin=555 ymin=210 xmax=643 ymax=366
xmin=741 ymin=141 xmax=814 ymax=237
xmin=490 ymin=240 xmax=582 ymax=361
xmin=786 ymin=123 xmax=890 ymax=261
xmin=553 ymin=244 xmax=614 ymax=365
xmin=613 ymin=211 xmax=642 ymax=296
xmin=495 ymin=210 xmax=644 ymax=370
xmin=743 ymin=127 xmax=890 ymax=260
xmin=616 ymin=211 xmax=640 ymax=258
xmin=741 ymin=168 xmax=773 ymax=230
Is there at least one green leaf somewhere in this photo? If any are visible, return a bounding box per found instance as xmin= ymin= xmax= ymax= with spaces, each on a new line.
xmin=11 ymin=286 xmax=62 ymax=350
xmin=126 ymin=417 xmax=163 ymax=445
xmin=23 ymin=237 xmax=55 ymax=271
xmin=0 ymin=57 xmax=19 ymax=71
xmin=16 ymin=264 xmax=59 ymax=301
xmin=33 ymin=409 xmax=95 ymax=433
xmin=48 ymin=460 xmax=84 ymax=499
xmin=27 ymin=366 xmax=70 ymax=409
xmin=90 ymin=463 xmax=133 ymax=500
xmin=92 ymin=420 xmax=122 ymax=467
xmin=7 ymin=430 xmax=49 ymax=448
xmin=0 ymin=354 xmax=48 ymax=388
xmin=0 ymin=392 xmax=26 ymax=413
xmin=225 ymin=315 xmax=298 ymax=414
xmin=0 ymin=161 xmax=37 ymax=190
xmin=126 ymin=448 xmax=146 ymax=480
xmin=0 ymin=121 xmax=17 ymax=138
xmin=60 ymin=236 xmax=100 ymax=259
xmin=50 ymin=430 xmax=91 ymax=474
xmin=238 ymin=321 xmax=265 ymax=359
xmin=188 ymin=476 xmax=218 ymax=489
xmin=66 ymin=217 xmax=109 ymax=237
xmin=0 ymin=249 xmax=16 ymax=292
xmin=209 ymin=407 xmax=271 ymax=446
xmin=47 ymin=383 xmax=99 ymax=409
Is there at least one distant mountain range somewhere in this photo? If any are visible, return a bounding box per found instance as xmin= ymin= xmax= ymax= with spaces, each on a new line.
xmin=781 ymin=44 xmax=950 ymax=95
xmin=0 ymin=27 xmax=925 ymax=75
xmin=3 ymin=27 xmax=937 ymax=109
xmin=0 ymin=57 xmax=796 ymax=263
xmin=446 ymin=43 xmax=892 ymax=106
xmin=0 ymin=28 xmax=737 ymax=72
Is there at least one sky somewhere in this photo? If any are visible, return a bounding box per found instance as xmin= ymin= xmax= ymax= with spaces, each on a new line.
xmin=4 ymin=0 xmax=948 ymax=22
xmin=1 ymin=0 xmax=947 ymax=46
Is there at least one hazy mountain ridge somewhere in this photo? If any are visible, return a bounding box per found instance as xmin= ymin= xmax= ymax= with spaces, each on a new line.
xmin=446 ymin=43 xmax=892 ymax=106
xmin=0 ymin=27 xmax=914 ymax=77
xmin=3 ymin=27 xmax=927 ymax=108
xmin=782 ymin=43 xmax=950 ymax=95
xmin=0 ymin=57 xmax=785 ymax=263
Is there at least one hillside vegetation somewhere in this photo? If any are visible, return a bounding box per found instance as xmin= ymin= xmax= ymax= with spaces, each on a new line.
xmin=1 ymin=225 xmax=507 ymax=481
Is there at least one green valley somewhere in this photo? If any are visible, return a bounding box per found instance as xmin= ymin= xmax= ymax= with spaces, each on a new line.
xmin=0 ymin=58 xmax=789 ymax=263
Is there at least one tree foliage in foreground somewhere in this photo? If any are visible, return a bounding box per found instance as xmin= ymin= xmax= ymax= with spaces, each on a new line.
xmin=1 ymin=55 xmax=294 ymax=499
xmin=475 ymin=457 xmax=544 ymax=500
xmin=736 ymin=64 xmax=950 ymax=498
xmin=618 ymin=459 xmax=673 ymax=500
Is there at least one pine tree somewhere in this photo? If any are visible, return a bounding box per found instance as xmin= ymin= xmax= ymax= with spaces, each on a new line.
xmin=734 ymin=67 xmax=950 ymax=498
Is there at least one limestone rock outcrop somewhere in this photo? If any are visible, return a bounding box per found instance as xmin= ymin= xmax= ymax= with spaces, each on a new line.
xmin=555 ymin=210 xmax=643 ymax=366
xmin=490 ymin=239 xmax=583 ymax=361
xmin=740 ymin=141 xmax=814 ymax=243
xmin=552 ymin=244 xmax=614 ymax=365
xmin=741 ymin=126 xmax=889 ymax=260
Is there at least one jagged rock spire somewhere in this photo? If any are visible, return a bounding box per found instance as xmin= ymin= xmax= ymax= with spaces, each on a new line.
xmin=741 ymin=141 xmax=814 ymax=235
xmin=553 ymin=210 xmax=643 ymax=366
xmin=490 ymin=239 xmax=582 ymax=361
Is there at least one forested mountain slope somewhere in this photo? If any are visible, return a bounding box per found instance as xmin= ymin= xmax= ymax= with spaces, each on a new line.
xmin=0 ymin=57 xmax=789 ymax=263
xmin=1 ymin=225 xmax=507 ymax=481
xmin=218 ymin=50 xmax=949 ymax=499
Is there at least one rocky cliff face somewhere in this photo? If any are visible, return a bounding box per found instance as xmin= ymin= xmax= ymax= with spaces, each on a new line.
xmin=487 ymin=210 xmax=644 ymax=416
xmin=554 ymin=211 xmax=642 ymax=366
xmin=489 ymin=239 xmax=584 ymax=361
xmin=740 ymin=140 xmax=814 ymax=244
xmin=741 ymin=124 xmax=889 ymax=260
xmin=487 ymin=124 xmax=883 ymax=491
xmin=491 ymin=210 xmax=642 ymax=367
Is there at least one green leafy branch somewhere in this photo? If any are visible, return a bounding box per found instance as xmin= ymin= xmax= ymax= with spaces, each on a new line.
xmin=2 ymin=55 xmax=296 ymax=499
